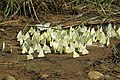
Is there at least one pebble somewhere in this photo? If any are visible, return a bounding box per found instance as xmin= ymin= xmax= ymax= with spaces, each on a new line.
xmin=88 ymin=71 xmax=104 ymax=80
xmin=41 ymin=74 xmax=49 ymax=79
xmin=2 ymin=76 xmax=16 ymax=80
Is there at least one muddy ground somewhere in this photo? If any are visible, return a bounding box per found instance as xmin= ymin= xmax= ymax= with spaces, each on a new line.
xmin=0 ymin=13 xmax=120 ymax=80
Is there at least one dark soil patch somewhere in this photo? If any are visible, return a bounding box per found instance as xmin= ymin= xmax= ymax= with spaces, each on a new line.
xmin=0 ymin=14 xmax=120 ymax=80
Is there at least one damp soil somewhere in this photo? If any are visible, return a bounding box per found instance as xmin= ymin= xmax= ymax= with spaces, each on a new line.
xmin=0 ymin=14 xmax=120 ymax=80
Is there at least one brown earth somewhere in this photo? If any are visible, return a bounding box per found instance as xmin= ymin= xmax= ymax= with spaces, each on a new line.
xmin=0 ymin=13 xmax=120 ymax=80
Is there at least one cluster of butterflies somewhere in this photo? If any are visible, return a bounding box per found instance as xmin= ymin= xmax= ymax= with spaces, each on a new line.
xmin=17 ymin=23 xmax=120 ymax=60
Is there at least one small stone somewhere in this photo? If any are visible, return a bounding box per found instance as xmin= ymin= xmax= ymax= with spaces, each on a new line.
xmin=0 ymin=29 xmax=5 ymax=32
xmin=2 ymin=76 xmax=16 ymax=80
xmin=88 ymin=71 xmax=104 ymax=80
xmin=41 ymin=74 xmax=49 ymax=79
xmin=116 ymin=75 xmax=120 ymax=79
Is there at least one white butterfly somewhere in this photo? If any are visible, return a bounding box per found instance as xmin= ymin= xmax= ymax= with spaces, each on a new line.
xmin=106 ymin=23 xmax=117 ymax=38
xmin=21 ymin=42 xmax=29 ymax=54
xmin=99 ymin=32 xmax=106 ymax=44
xmin=116 ymin=27 xmax=120 ymax=37
xmin=78 ymin=43 xmax=89 ymax=54
xmin=37 ymin=27 xmax=48 ymax=31
xmin=43 ymin=44 xmax=51 ymax=53
xmin=36 ymin=23 xmax=50 ymax=31
xmin=32 ymin=31 xmax=40 ymax=43
xmin=70 ymin=41 xmax=79 ymax=48
xmin=28 ymin=47 xmax=34 ymax=54
xmin=44 ymin=23 xmax=51 ymax=27
xmin=28 ymin=27 xmax=36 ymax=35
xmin=57 ymin=43 xmax=63 ymax=54
xmin=26 ymin=38 xmax=32 ymax=46
xmin=73 ymin=51 xmax=80 ymax=58
xmin=24 ymin=32 xmax=30 ymax=40
xmin=106 ymin=38 xmax=110 ymax=46
xmin=1 ymin=41 xmax=5 ymax=51
xmin=65 ymin=45 xmax=73 ymax=53
xmin=96 ymin=28 xmax=103 ymax=41
xmin=17 ymin=31 xmax=24 ymax=45
xmin=50 ymin=41 xmax=59 ymax=50
xmin=17 ymin=30 xmax=22 ymax=40
xmin=27 ymin=53 xmax=34 ymax=60
xmin=92 ymin=34 xmax=97 ymax=42
xmin=87 ymin=38 xmax=93 ymax=46
xmin=37 ymin=44 xmax=45 ymax=57
xmin=100 ymin=26 xmax=103 ymax=32
xmin=51 ymin=32 xmax=57 ymax=39
xmin=32 ymin=43 xmax=37 ymax=51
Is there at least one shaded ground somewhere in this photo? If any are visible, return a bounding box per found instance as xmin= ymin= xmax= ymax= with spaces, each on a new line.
xmin=0 ymin=12 xmax=120 ymax=80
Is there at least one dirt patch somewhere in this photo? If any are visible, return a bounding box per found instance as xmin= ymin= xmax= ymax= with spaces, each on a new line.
xmin=0 ymin=15 xmax=120 ymax=80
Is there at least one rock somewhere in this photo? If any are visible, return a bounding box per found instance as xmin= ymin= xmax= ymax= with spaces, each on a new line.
xmin=2 ymin=76 xmax=16 ymax=80
xmin=88 ymin=71 xmax=104 ymax=80
xmin=116 ymin=75 xmax=120 ymax=79
xmin=41 ymin=74 xmax=49 ymax=79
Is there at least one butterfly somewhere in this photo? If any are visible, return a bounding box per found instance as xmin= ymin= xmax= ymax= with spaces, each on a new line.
xmin=2 ymin=41 xmax=5 ymax=51
xmin=43 ymin=44 xmax=51 ymax=53
xmin=27 ymin=53 xmax=34 ymax=60
xmin=116 ymin=27 xmax=120 ymax=37
xmin=106 ymin=23 xmax=117 ymax=38
xmin=78 ymin=43 xmax=89 ymax=55
xmin=36 ymin=23 xmax=51 ymax=31
xmin=73 ymin=51 xmax=80 ymax=58
xmin=21 ymin=42 xmax=29 ymax=54
xmin=37 ymin=44 xmax=45 ymax=57
xmin=28 ymin=47 xmax=34 ymax=54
